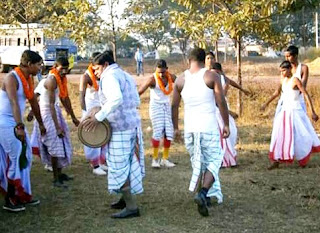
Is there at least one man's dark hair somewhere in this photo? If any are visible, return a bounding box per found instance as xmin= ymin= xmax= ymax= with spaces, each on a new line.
xmin=206 ymin=51 xmax=215 ymax=57
xmin=54 ymin=56 xmax=69 ymax=67
xmin=188 ymin=48 xmax=205 ymax=63
xmin=92 ymin=50 xmax=115 ymax=65
xmin=20 ymin=50 xmax=43 ymax=67
xmin=90 ymin=52 xmax=101 ymax=62
xmin=286 ymin=45 xmax=299 ymax=56
xmin=280 ymin=60 xmax=292 ymax=69
xmin=212 ymin=62 xmax=222 ymax=71
xmin=156 ymin=59 xmax=167 ymax=69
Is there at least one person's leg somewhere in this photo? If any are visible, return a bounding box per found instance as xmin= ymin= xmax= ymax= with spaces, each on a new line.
xmin=51 ymin=157 xmax=67 ymax=187
xmin=3 ymin=183 xmax=25 ymax=212
xmin=160 ymin=137 xmax=175 ymax=167
xmin=151 ymin=138 xmax=160 ymax=168
xmin=111 ymin=180 xmax=140 ymax=218
xmin=51 ymin=157 xmax=58 ymax=181
xmin=136 ymin=62 xmax=140 ymax=76
xmin=141 ymin=62 xmax=144 ymax=76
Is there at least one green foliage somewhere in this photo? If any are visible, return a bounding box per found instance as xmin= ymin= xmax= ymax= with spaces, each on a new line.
xmin=169 ymin=0 xmax=307 ymax=49
xmin=0 ymin=0 xmax=104 ymax=47
xmin=124 ymin=0 xmax=172 ymax=50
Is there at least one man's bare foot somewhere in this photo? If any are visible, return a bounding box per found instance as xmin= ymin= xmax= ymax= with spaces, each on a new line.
xmin=268 ymin=162 xmax=279 ymax=170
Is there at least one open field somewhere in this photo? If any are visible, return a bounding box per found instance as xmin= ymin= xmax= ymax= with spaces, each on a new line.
xmin=0 ymin=58 xmax=320 ymax=233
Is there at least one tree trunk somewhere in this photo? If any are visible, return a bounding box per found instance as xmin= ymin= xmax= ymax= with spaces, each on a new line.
xmin=214 ymin=40 xmax=219 ymax=62
xmin=179 ymin=37 xmax=188 ymax=65
xmin=236 ymin=37 xmax=242 ymax=116
xmin=108 ymin=0 xmax=117 ymax=62
xmin=27 ymin=20 xmax=30 ymax=50
xmin=112 ymin=32 xmax=117 ymax=62
xmin=316 ymin=10 xmax=319 ymax=49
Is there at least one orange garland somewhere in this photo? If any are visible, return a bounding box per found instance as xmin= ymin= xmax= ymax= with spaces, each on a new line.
xmin=49 ymin=68 xmax=68 ymax=98
xmin=155 ymin=71 xmax=173 ymax=95
xmin=14 ymin=67 xmax=34 ymax=100
xmin=87 ymin=64 xmax=98 ymax=91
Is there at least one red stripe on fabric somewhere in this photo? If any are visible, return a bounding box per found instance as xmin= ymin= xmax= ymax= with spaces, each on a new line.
xmin=281 ymin=111 xmax=286 ymax=161
xmin=32 ymin=147 xmax=40 ymax=156
xmin=224 ymin=142 xmax=236 ymax=167
xmin=311 ymin=145 xmax=320 ymax=153
xmin=90 ymin=158 xmax=100 ymax=167
xmin=8 ymin=178 xmax=32 ymax=203
xmin=298 ymin=145 xmax=320 ymax=167
xmin=269 ymin=137 xmax=278 ymax=161
xmin=288 ymin=114 xmax=293 ymax=161
xmin=99 ymin=154 xmax=106 ymax=164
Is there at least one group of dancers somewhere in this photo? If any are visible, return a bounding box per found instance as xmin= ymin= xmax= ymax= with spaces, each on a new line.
xmin=0 ymin=45 xmax=319 ymax=218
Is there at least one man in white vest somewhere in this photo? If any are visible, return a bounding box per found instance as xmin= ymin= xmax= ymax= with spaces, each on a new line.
xmin=171 ymin=48 xmax=230 ymax=217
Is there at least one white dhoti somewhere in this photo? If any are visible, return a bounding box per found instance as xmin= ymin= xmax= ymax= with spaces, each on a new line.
xmin=269 ymin=108 xmax=320 ymax=166
xmin=31 ymin=106 xmax=72 ymax=168
xmin=0 ymin=127 xmax=32 ymax=202
xmin=184 ymin=131 xmax=224 ymax=203
xmin=149 ymin=101 xmax=173 ymax=140
xmin=107 ymin=127 xmax=145 ymax=195
xmin=216 ymin=107 xmax=237 ymax=167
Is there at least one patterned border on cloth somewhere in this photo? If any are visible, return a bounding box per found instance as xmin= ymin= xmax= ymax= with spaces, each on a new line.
xmin=149 ymin=101 xmax=173 ymax=141
xmin=107 ymin=127 xmax=145 ymax=195
xmin=184 ymin=131 xmax=224 ymax=203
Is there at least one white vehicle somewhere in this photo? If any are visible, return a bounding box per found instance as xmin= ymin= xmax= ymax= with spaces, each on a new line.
xmin=0 ymin=23 xmax=77 ymax=73
xmin=144 ymin=51 xmax=156 ymax=59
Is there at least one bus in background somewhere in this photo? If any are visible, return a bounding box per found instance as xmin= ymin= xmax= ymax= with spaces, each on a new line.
xmin=0 ymin=23 xmax=77 ymax=73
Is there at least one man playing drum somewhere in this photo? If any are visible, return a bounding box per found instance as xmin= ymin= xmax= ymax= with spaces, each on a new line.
xmin=79 ymin=52 xmax=108 ymax=176
xmin=32 ymin=57 xmax=80 ymax=188
xmin=83 ymin=51 xmax=145 ymax=219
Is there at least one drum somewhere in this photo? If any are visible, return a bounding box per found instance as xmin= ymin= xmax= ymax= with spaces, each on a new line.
xmin=78 ymin=107 xmax=112 ymax=148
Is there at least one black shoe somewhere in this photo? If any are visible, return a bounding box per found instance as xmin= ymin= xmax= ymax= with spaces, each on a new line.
xmin=3 ymin=200 xmax=26 ymax=212
xmin=110 ymin=197 xmax=126 ymax=209
xmin=59 ymin=173 xmax=74 ymax=181
xmin=53 ymin=180 xmax=68 ymax=188
xmin=206 ymin=197 xmax=212 ymax=208
xmin=194 ymin=191 xmax=209 ymax=217
xmin=24 ymin=199 xmax=40 ymax=207
xmin=111 ymin=208 xmax=140 ymax=219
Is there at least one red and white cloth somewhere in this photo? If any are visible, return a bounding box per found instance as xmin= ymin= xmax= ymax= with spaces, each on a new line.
xmin=269 ymin=77 xmax=320 ymax=166
xmin=216 ymin=107 xmax=237 ymax=167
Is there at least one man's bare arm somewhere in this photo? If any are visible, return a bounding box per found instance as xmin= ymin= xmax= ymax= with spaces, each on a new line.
xmin=138 ymin=75 xmax=155 ymax=96
xmin=171 ymin=74 xmax=184 ymax=142
xmin=301 ymin=64 xmax=309 ymax=88
xmin=79 ymin=73 xmax=90 ymax=111
xmin=294 ymin=77 xmax=318 ymax=121
xmin=3 ymin=74 xmax=22 ymax=125
xmin=60 ymin=96 xmax=79 ymax=126
xmin=260 ymin=84 xmax=281 ymax=110
xmin=46 ymin=78 xmax=61 ymax=131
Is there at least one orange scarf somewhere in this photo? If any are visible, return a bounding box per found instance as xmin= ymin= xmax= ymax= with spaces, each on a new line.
xmin=49 ymin=68 xmax=68 ymax=98
xmin=14 ymin=67 xmax=34 ymax=100
xmin=155 ymin=71 xmax=173 ymax=95
xmin=87 ymin=64 xmax=98 ymax=91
